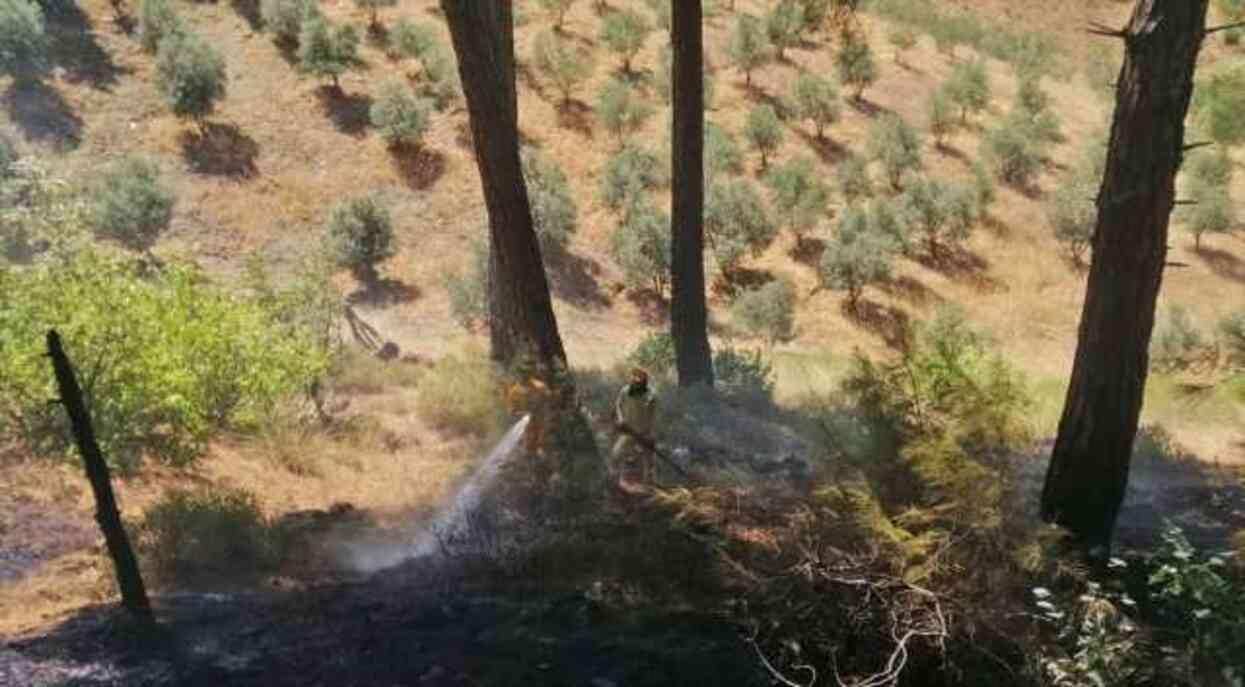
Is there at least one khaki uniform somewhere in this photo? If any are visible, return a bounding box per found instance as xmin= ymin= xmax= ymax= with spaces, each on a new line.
xmin=506 ymin=379 xmax=555 ymax=479
xmin=612 ymin=384 xmax=658 ymax=483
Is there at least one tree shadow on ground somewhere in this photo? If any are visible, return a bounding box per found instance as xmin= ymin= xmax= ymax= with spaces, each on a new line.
xmin=178 ymin=122 xmax=260 ymax=178
xmin=915 ymin=246 xmax=1004 ymax=293
xmin=454 ymin=121 xmax=474 ymax=150
xmin=843 ymin=298 xmax=911 ymax=351
xmin=231 ymin=0 xmax=263 ymax=30
xmin=979 ymin=213 xmax=1011 ymax=239
xmin=346 ymin=278 xmax=420 ymax=308
xmin=789 ymin=236 xmax=826 ymax=267
xmin=3 ymin=80 xmax=83 ymax=148
xmin=710 ymin=266 xmax=776 ymax=301
xmin=794 ymin=129 xmax=849 ymax=166
xmin=848 ymin=96 xmax=891 ymax=118
xmin=43 ymin=0 xmax=126 ymax=91
xmin=933 ymin=141 xmax=970 ymax=165
xmin=1194 ymin=246 xmax=1245 ymax=284
xmin=555 ymin=99 xmax=594 ymax=139
xmin=877 ymin=274 xmax=942 ymax=307
xmin=544 ymin=245 xmax=612 ymax=310
xmin=315 ymin=86 xmax=372 ymax=137
xmin=390 ymin=146 xmax=446 ymax=190
xmin=625 ymin=288 xmax=668 ymax=326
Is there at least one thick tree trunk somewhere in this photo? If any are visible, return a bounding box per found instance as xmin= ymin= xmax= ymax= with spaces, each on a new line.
xmin=47 ymin=330 xmax=152 ymax=622
xmin=670 ymin=0 xmax=714 ymax=387
xmin=1041 ymin=0 xmax=1209 ymax=553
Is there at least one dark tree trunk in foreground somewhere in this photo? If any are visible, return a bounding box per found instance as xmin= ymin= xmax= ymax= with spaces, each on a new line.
xmin=1041 ymin=0 xmax=1209 ymax=553
xmin=47 ymin=330 xmax=153 ymax=622
xmin=670 ymin=0 xmax=714 ymax=387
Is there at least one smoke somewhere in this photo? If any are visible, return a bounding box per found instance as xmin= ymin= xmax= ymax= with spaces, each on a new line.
xmin=338 ymin=415 xmax=532 ymax=574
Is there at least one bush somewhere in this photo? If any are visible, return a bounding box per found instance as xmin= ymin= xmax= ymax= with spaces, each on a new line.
xmin=261 ymin=0 xmax=319 ymax=45
xmin=369 ymin=79 xmax=432 ymax=148
xmin=1150 ymin=305 xmax=1205 ymax=371
xmin=983 ymin=120 xmax=1041 ymax=187
xmin=888 ymin=27 xmax=916 ymax=64
xmin=1184 ymin=180 xmax=1234 ymax=250
xmin=1219 ymin=309 xmax=1245 ymax=367
xmin=599 ymin=8 xmax=650 ymax=73
xmin=820 ymin=206 xmax=895 ymax=306
xmin=299 ymin=15 xmax=358 ymax=88
xmin=868 ymin=197 xmax=910 ymax=254
xmin=705 ymin=121 xmax=743 ymax=180
xmin=0 ymin=251 xmax=329 ymax=471
xmin=137 ymin=0 xmax=183 ymax=54
xmin=713 ymin=346 xmax=775 ymax=399
xmin=532 ymin=30 xmax=594 ymax=104
xmin=627 ymin=331 xmax=676 ymax=382
xmin=415 ymin=352 xmax=503 ymax=437
xmin=927 ymin=88 xmax=955 ymax=147
xmin=732 ymin=278 xmax=795 ymax=343
xmin=601 ymin=144 xmax=663 ymax=210
xmin=790 ymin=72 xmax=840 ymax=139
xmin=705 ymin=180 xmax=775 ymax=278
xmin=943 ymin=58 xmax=989 ymax=123
xmin=744 ymin=103 xmax=783 ymax=169
xmin=444 ymin=238 xmax=488 ymax=330
xmin=1047 ymin=171 xmax=1097 ymax=265
xmin=324 ymin=194 xmax=395 ymax=283
xmin=522 ymin=147 xmax=578 ymax=254
xmin=765 ymin=0 xmax=803 ymax=59
xmin=795 ymin=0 xmax=829 ymax=33
xmin=610 ymin=200 xmax=671 ymax=297
xmin=596 ymin=78 xmax=654 ymax=145
xmin=0 ymin=0 xmax=47 ymax=79
xmin=898 ymin=176 xmax=977 ymax=259
xmin=536 ymin=0 xmax=576 ymax=29
xmin=836 ymin=32 xmax=877 ymax=100
xmin=836 ymin=154 xmax=872 ymax=205
xmin=156 ymin=32 xmax=227 ymax=125
xmin=971 ymin=160 xmax=995 ymax=213
xmin=764 ymin=156 xmax=828 ymax=244
xmin=388 ymin=16 xmax=435 ymax=60
xmin=1187 ymin=148 xmax=1233 ymax=187
xmin=1192 ymin=64 xmax=1245 ymax=147
xmin=137 ymin=487 xmax=286 ymax=587
xmin=414 ymin=45 xmax=459 ymax=108
xmin=89 ymin=156 xmax=176 ymax=254
xmin=867 ymin=114 xmax=922 ymax=190
xmin=728 ymin=14 xmax=768 ymax=85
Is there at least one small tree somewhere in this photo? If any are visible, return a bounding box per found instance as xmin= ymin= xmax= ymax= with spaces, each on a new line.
xmin=888 ymin=27 xmax=916 ymax=65
xmin=1150 ymin=305 xmax=1205 ymax=371
xmin=260 ymin=0 xmax=320 ymax=45
xmin=836 ymin=32 xmax=877 ymax=100
xmin=353 ymin=0 xmax=395 ymax=30
xmin=765 ymin=155 xmax=828 ymax=246
xmin=1192 ymin=64 xmax=1245 ymax=147
xmin=601 ymin=144 xmax=663 ymax=210
xmin=1185 ymin=180 xmax=1235 ymax=250
xmin=522 ymin=147 xmax=579 ymax=254
xmin=927 ymin=88 xmax=956 ymax=148
xmin=369 ymin=79 xmax=432 ymax=149
xmin=155 ymin=32 xmax=227 ymax=129
xmin=766 ymin=0 xmax=803 ymax=60
xmin=869 ymin=197 xmax=910 ymax=254
xmin=90 ymin=156 xmax=176 ymax=254
xmin=728 ymin=14 xmax=768 ymax=86
xmin=536 ymin=0 xmax=576 ymax=30
xmin=732 ymin=278 xmax=796 ymax=344
xmin=445 ymin=238 xmax=488 ymax=330
xmin=820 ymin=206 xmax=895 ymax=309
xmin=0 ymin=0 xmax=46 ymax=80
xmin=837 ymin=154 xmax=872 ymax=205
xmin=1046 ymin=171 xmax=1097 ymax=265
xmin=596 ymin=78 xmax=654 ymax=145
xmin=610 ymin=200 xmax=671 ymax=297
xmin=867 ymin=114 xmax=922 ymax=191
xmin=415 ymin=46 xmax=459 ymax=109
xmin=324 ymin=194 xmax=395 ymax=285
xmin=532 ymin=30 xmax=594 ymax=104
xmin=944 ymin=57 xmax=989 ymax=123
xmin=1186 ymin=147 xmax=1233 ymax=187
xmin=704 ymin=179 xmax=776 ymax=277
xmin=298 ymin=16 xmax=358 ymax=89
xmin=971 ymin=159 xmax=996 ymax=213
xmin=983 ymin=120 xmax=1041 ymax=187
xmin=600 ymin=8 xmax=651 ymax=74
xmin=744 ymin=103 xmax=783 ymax=170
xmin=705 ymin=121 xmax=743 ymax=181
xmin=790 ymin=72 xmax=839 ymax=140
xmin=138 ymin=0 xmax=183 ymax=54
xmin=795 ymin=0 xmax=829 ymax=34
xmin=899 ymin=176 xmax=976 ymax=260
xmin=388 ymin=17 xmax=436 ymax=61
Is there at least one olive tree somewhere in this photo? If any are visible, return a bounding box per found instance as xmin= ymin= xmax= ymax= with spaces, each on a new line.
xmin=0 ymin=0 xmax=47 ymax=80
xmin=536 ymin=0 xmax=576 ymax=30
xmin=744 ymin=103 xmax=783 ymax=169
xmin=728 ymin=14 xmax=768 ymax=85
xmin=260 ymin=0 xmax=319 ymax=45
xmin=927 ymin=88 xmax=956 ymax=148
xmin=820 ymin=206 xmax=895 ymax=308
xmin=1046 ymin=170 xmax=1097 ymax=265
xmin=600 ymin=8 xmax=651 ymax=74
xmin=324 ymin=194 xmax=395 ymax=285
xmin=705 ymin=121 xmax=743 ymax=180
xmin=532 ymin=30 xmax=594 ymax=104
xmin=596 ymin=78 xmax=654 ymax=145
xmin=155 ymin=31 xmax=227 ymax=129
xmin=790 ymin=72 xmax=840 ymax=140
xmin=369 ymin=79 xmax=432 ymax=149
xmin=837 ymin=154 xmax=872 ymax=205
xmin=610 ymin=200 xmax=671 ymax=297
xmin=704 ymin=179 xmax=776 ymax=277
xmin=765 ymin=0 xmax=803 ymax=60
xmin=732 ymin=278 xmax=795 ymax=344
xmin=298 ymin=15 xmax=358 ymax=89
xmin=764 ymin=155 xmax=828 ymax=246
xmin=522 ymin=147 xmax=579 ymax=254
xmin=867 ymin=114 xmax=922 ymax=190
xmin=1184 ymin=180 xmax=1235 ymax=249
xmin=601 ymin=144 xmax=663 ymax=210
xmin=944 ymin=58 xmax=990 ymax=123
xmin=90 ymin=156 xmax=176 ymax=254
xmin=836 ymin=32 xmax=877 ymax=100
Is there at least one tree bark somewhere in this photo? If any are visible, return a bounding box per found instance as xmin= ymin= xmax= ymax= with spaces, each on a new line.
xmin=47 ymin=330 xmax=152 ymax=622
xmin=670 ymin=0 xmax=714 ymax=387
xmin=1041 ymin=0 xmax=1209 ymax=553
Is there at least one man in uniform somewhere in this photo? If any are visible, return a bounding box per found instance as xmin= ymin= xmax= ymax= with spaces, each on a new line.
xmin=612 ymin=368 xmax=659 ymax=486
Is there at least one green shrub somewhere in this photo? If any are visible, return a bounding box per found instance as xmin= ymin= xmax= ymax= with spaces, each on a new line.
xmin=1031 ymin=582 xmax=1148 ymax=687
xmin=533 ymin=30 xmax=594 ymax=104
xmin=536 ymin=0 xmax=576 ymax=29
xmin=983 ymin=120 xmax=1042 ymax=187
xmin=764 ymin=155 xmax=828 ymax=244
xmin=836 ymin=154 xmax=872 ymax=206
xmin=744 ymin=103 xmax=784 ymax=169
xmin=596 ymin=78 xmax=654 ymax=145
xmin=899 ymin=176 xmax=978 ymax=259
xmin=156 ymin=31 xmax=227 ymax=125
xmin=795 ymin=0 xmax=829 ymax=33
xmin=943 ymin=58 xmax=989 ymax=123
xmin=369 ymin=79 xmax=432 ymax=148
xmin=415 ymin=352 xmax=503 ymax=437
xmin=0 ymin=0 xmax=46 ymax=80
xmin=599 ymin=8 xmax=651 ymax=73
xmin=522 ymin=147 xmax=578 ymax=254
xmin=0 ymin=157 xmax=86 ymax=262
xmin=765 ymin=0 xmax=803 ymax=59
xmin=299 ymin=15 xmax=358 ymax=88
xmin=868 ymin=197 xmax=910 ymax=254
xmin=137 ymin=487 xmax=286 ymax=587
xmin=444 ymin=238 xmax=488 ymax=331
xmin=705 ymin=179 xmax=775 ymax=277
xmin=388 ymin=16 xmax=435 ymax=60
xmin=836 ymin=32 xmax=877 ymax=100
xmin=601 ymin=144 xmax=663 ymax=210
xmin=705 ymin=121 xmax=743 ymax=180
xmin=867 ymin=114 xmax=922 ymax=190
xmin=713 ymin=345 xmax=775 ymax=399
xmin=927 ymin=88 xmax=955 ymax=147
xmin=819 ymin=205 xmax=895 ymax=306
xmin=1218 ymin=309 xmax=1245 ymax=367
xmin=1150 ymin=304 xmax=1205 ymax=371
xmin=324 ymin=194 xmax=395 ymax=283
xmin=627 ymin=331 xmax=677 ymax=382
xmin=888 ymin=27 xmax=916 ymax=64
xmin=1047 ymin=171 xmax=1097 ymax=265
xmin=260 ymin=0 xmax=319 ymax=44
xmin=610 ymin=200 xmax=671 ymax=297
xmin=1184 ymin=180 xmax=1235 ymax=250
xmin=89 ymin=155 xmax=176 ymax=253
xmin=414 ymin=45 xmax=459 ymax=108
xmin=732 ymin=278 xmax=796 ymax=343
xmin=137 ymin=0 xmax=183 ymax=54
xmin=1187 ymin=148 xmax=1233 ymax=187
xmin=728 ymin=14 xmax=768 ymax=85
xmin=971 ymin=160 xmax=995 ymax=213
xmin=0 ymin=251 xmax=329 ymax=471
xmin=1192 ymin=64 xmax=1245 ymax=147
xmin=790 ymin=72 xmax=840 ymax=139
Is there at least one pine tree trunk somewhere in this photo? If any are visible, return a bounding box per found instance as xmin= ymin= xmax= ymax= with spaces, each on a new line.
xmin=46 ymin=330 xmax=152 ymax=623
xmin=1041 ymin=0 xmax=1209 ymax=553
xmin=670 ymin=0 xmax=714 ymax=388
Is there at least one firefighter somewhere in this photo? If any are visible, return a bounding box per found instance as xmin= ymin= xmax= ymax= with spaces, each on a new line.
xmin=505 ymin=363 xmax=556 ymax=484
xmin=612 ymin=368 xmax=659 ymax=485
